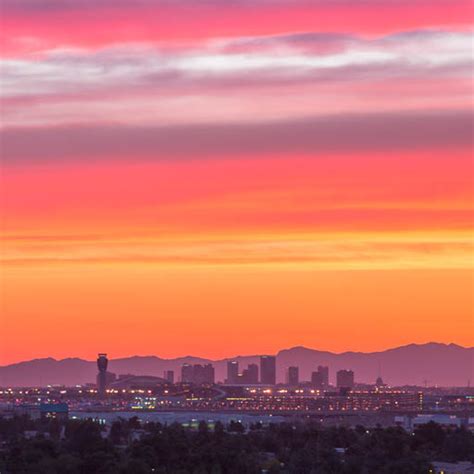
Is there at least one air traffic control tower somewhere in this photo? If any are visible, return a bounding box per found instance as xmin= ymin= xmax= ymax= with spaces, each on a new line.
xmin=97 ymin=353 xmax=108 ymax=397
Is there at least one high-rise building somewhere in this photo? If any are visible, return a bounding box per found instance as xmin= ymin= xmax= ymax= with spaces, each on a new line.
xmin=97 ymin=353 xmax=109 ymax=397
xmin=240 ymin=363 xmax=259 ymax=384
xmin=181 ymin=363 xmax=215 ymax=384
xmin=260 ymin=355 xmax=276 ymax=385
xmin=164 ymin=370 xmax=174 ymax=384
xmin=317 ymin=366 xmax=329 ymax=388
xmin=197 ymin=364 xmax=215 ymax=385
xmin=336 ymin=369 xmax=354 ymax=389
xmin=181 ymin=364 xmax=194 ymax=383
xmin=286 ymin=366 xmax=299 ymax=386
xmin=311 ymin=371 xmax=323 ymax=388
xmin=312 ymin=366 xmax=329 ymax=389
xmin=227 ymin=360 xmax=239 ymax=384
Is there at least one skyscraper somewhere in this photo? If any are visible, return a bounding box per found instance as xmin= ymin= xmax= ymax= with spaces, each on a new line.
xmin=197 ymin=363 xmax=215 ymax=385
xmin=336 ymin=369 xmax=354 ymax=389
xmin=97 ymin=353 xmax=108 ymax=397
xmin=181 ymin=363 xmax=215 ymax=384
xmin=240 ymin=364 xmax=259 ymax=384
xmin=286 ymin=366 xmax=299 ymax=386
xmin=227 ymin=360 xmax=239 ymax=384
xmin=312 ymin=366 xmax=329 ymax=389
xmin=181 ymin=363 xmax=194 ymax=383
xmin=311 ymin=371 xmax=323 ymax=388
xmin=164 ymin=370 xmax=174 ymax=384
xmin=260 ymin=355 xmax=276 ymax=385
xmin=317 ymin=366 xmax=329 ymax=388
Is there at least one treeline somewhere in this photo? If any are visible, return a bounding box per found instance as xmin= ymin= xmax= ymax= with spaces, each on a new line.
xmin=0 ymin=415 xmax=473 ymax=473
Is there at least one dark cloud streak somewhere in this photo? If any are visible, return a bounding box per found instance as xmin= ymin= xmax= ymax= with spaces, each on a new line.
xmin=0 ymin=0 xmax=443 ymax=13
xmin=2 ymin=111 xmax=472 ymax=163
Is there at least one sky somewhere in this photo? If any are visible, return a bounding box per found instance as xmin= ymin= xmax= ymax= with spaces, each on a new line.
xmin=0 ymin=0 xmax=473 ymax=364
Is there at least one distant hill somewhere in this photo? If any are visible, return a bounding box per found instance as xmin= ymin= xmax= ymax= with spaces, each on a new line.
xmin=276 ymin=343 xmax=473 ymax=387
xmin=0 ymin=343 xmax=472 ymax=387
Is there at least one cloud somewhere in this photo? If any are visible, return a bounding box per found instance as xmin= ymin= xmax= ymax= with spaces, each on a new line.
xmin=0 ymin=0 xmax=462 ymax=12
xmin=1 ymin=29 xmax=471 ymax=127
xmin=2 ymin=111 xmax=472 ymax=162
xmin=2 ymin=232 xmax=472 ymax=270
xmin=1 ymin=0 xmax=471 ymax=56
xmin=2 ymin=31 xmax=471 ymax=98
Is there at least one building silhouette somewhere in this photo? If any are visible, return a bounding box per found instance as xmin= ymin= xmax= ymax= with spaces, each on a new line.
xmin=318 ymin=366 xmax=329 ymax=388
xmin=375 ymin=362 xmax=385 ymax=387
xmin=286 ymin=366 xmax=299 ymax=386
xmin=181 ymin=363 xmax=215 ymax=384
xmin=312 ymin=366 xmax=329 ymax=389
xmin=311 ymin=371 xmax=323 ymax=388
xmin=164 ymin=370 xmax=174 ymax=384
xmin=181 ymin=364 xmax=194 ymax=383
xmin=260 ymin=356 xmax=276 ymax=385
xmin=227 ymin=361 xmax=239 ymax=384
xmin=110 ymin=374 xmax=167 ymax=390
xmin=240 ymin=363 xmax=259 ymax=384
xmin=336 ymin=369 xmax=355 ymax=390
xmin=195 ymin=364 xmax=215 ymax=385
xmin=97 ymin=353 xmax=109 ymax=397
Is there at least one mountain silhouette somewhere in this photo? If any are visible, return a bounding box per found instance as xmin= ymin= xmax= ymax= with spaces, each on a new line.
xmin=0 ymin=343 xmax=471 ymax=387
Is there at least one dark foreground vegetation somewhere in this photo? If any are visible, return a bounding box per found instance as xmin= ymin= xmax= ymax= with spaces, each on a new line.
xmin=0 ymin=416 xmax=473 ymax=473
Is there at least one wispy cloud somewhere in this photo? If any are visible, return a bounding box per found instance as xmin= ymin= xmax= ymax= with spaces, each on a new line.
xmin=1 ymin=30 xmax=471 ymax=127
xmin=3 ymin=231 xmax=473 ymax=270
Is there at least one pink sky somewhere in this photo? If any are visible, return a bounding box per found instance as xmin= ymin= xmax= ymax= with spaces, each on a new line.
xmin=0 ymin=0 xmax=473 ymax=364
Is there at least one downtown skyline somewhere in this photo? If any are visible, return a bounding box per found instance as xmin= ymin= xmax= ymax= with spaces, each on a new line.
xmin=0 ymin=342 xmax=472 ymax=388
xmin=1 ymin=0 xmax=473 ymax=365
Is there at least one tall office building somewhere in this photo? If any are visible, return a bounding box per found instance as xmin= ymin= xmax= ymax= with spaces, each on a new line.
xmin=317 ymin=366 xmax=329 ymax=388
xmin=181 ymin=363 xmax=215 ymax=384
xmin=311 ymin=371 xmax=323 ymax=388
xmin=260 ymin=355 xmax=276 ymax=385
xmin=164 ymin=370 xmax=174 ymax=384
xmin=336 ymin=369 xmax=354 ymax=389
xmin=97 ymin=353 xmax=109 ymax=397
xmin=241 ymin=363 xmax=259 ymax=384
xmin=286 ymin=366 xmax=299 ymax=386
xmin=181 ymin=364 xmax=194 ymax=383
xmin=197 ymin=364 xmax=215 ymax=385
xmin=227 ymin=360 xmax=239 ymax=384
xmin=312 ymin=366 xmax=329 ymax=389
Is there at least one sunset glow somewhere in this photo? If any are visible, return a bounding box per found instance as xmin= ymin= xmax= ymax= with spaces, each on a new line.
xmin=1 ymin=0 xmax=473 ymax=364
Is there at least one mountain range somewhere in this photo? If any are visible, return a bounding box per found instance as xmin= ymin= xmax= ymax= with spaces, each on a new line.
xmin=0 ymin=343 xmax=472 ymax=387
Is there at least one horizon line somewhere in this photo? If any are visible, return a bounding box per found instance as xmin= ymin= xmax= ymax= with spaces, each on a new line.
xmin=2 ymin=341 xmax=472 ymax=368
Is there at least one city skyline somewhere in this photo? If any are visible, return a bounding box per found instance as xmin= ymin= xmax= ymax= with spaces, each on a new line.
xmin=1 ymin=0 xmax=473 ymax=365
xmin=0 ymin=342 xmax=471 ymax=388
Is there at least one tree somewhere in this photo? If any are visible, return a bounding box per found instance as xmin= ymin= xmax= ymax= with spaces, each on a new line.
xmin=110 ymin=421 xmax=124 ymax=445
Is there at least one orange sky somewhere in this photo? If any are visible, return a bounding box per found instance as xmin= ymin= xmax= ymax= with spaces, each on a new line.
xmin=0 ymin=0 xmax=473 ymax=364
xmin=1 ymin=150 xmax=473 ymax=363
xmin=1 ymin=264 xmax=473 ymax=363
